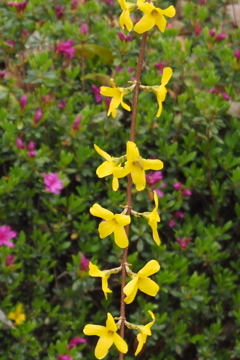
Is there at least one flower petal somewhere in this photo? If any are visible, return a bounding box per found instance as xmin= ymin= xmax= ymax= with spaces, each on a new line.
xmin=95 ymin=334 xmax=114 ymax=359
xmin=90 ymin=204 xmax=114 ymax=221
xmin=141 ymin=159 xmax=164 ymax=170
xmin=115 ymin=214 xmax=131 ymax=226
xmin=161 ymin=67 xmax=173 ymax=86
xmin=89 ymin=263 xmax=103 ymax=277
xmin=126 ymin=141 xmax=140 ymax=161
xmin=155 ymin=12 xmax=166 ymax=33
xmin=134 ymin=13 xmax=155 ymax=34
xmin=83 ymin=324 xmax=108 ymax=337
xmin=162 ymin=5 xmax=176 ymax=17
xmin=134 ymin=332 xmax=146 ymax=355
xmin=102 ymin=276 xmax=112 ymax=299
xmin=98 ymin=220 xmax=116 ymax=239
xmin=114 ymin=224 xmax=129 ymax=248
xmin=131 ymin=164 xmax=146 ymax=191
xmin=138 ymin=277 xmax=159 ymax=296
xmin=120 ymin=10 xmax=133 ymax=31
xmin=138 ymin=260 xmax=160 ymax=277
xmin=112 ymin=176 xmax=119 ymax=191
xmin=96 ymin=161 xmax=115 ymax=178
xmin=100 ymin=87 xmax=120 ymax=97
xmin=94 ymin=144 xmax=112 ymax=161
xmin=106 ymin=313 xmax=117 ymax=332
xmin=150 ymin=222 xmax=161 ymax=245
xmin=113 ymin=333 xmax=128 ymax=354
xmin=124 ymin=277 xmax=139 ymax=304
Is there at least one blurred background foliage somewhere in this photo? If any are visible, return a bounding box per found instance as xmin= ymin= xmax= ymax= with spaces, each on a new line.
xmin=0 ymin=0 xmax=240 ymax=359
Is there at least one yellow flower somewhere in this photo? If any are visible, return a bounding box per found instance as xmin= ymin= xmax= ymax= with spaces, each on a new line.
xmin=90 ymin=204 xmax=130 ymax=248
xmin=118 ymin=0 xmax=135 ymax=31
xmin=83 ymin=312 xmax=128 ymax=359
xmin=134 ymin=1 xmax=175 ymax=34
xmin=135 ymin=311 xmax=155 ymax=356
xmin=94 ymin=144 xmax=124 ymax=191
xmin=8 ymin=303 xmax=26 ymax=326
xmin=113 ymin=141 xmax=164 ymax=191
xmin=100 ymin=79 xmax=131 ymax=118
xmin=123 ymin=260 xmax=160 ymax=304
xmin=142 ymin=191 xmax=161 ymax=245
xmin=89 ymin=263 xmax=112 ymax=299
xmin=152 ymin=67 xmax=173 ymax=117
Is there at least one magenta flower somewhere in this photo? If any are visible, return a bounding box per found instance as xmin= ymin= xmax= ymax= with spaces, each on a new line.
xmin=154 ymin=188 xmax=164 ymax=198
xmin=155 ymin=62 xmax=165 ymax=74
xmin=91 ymin=85 xmax=102 ymax=103
xmin=72 ymin=114 xmax=82 ymax=130
xmin=176 ymin=237 xmax=191 ymax=248
xmin=80 ymin=24 xmax=89 ymax=35
xmin=146 ymin=171 xmax=163 ymax=186
xmin=115 ymin=65 xmax=123 ymax=73
xmin=71 ymin=0 xmax=78 ymax=9
xmin=174 ymin=211 xmax=185 ymax=219
xmin=56 ymin=41 xmax=75 ymax=59
xmin=234 ymin=49 xmax=240 ymax=60
xmin=168 ymin=219 xmax=175 ymax=227
xmin=28 ymin=141 xmax=36 ymax=158
xmin=22 ymin=29 xmax=29 ymax=36
xmin=58 ymin=356 xmax=73 ymax=360
xmin=210 ymin=88 xmax=218 ymax=94
xmin=79 ymin=254 xmax=90 ymax=272
xmin=19 ymin=94 xmax=27 ymax=109
xmin=173 ymin=182 xmax=182 ymax=191
xmin=0 ymin=71 xmax=6 ymax=78
xmin=0 ymin=226 xmax=17 ymax=248
xmin=209 ymin=29 xmax=215 ymax=37
xmin=58 ymin=99 xmax=66 ymax=109
xmin=67 ymin=336 xmax=86 ymax=349
xmin=55 ymin=5 xmax=65 ymax=20
xmin=6 ymin=40 xmax=15 ymax=48
xmin=16 ymin=137 xmax=25 ymax=149
xmin=195 ymin=26 xmax=201 ymax=36
xmin=34 ymin=108 xmax=43 ymax=123
xmin=117 ymin=32 xmax=132 ymax=42
xmin=216 ymin=33 xmax=227 ymax=41
xmin=221 ymin=93 xmax=230 ymax=100
xmin=42 ymin=173 xmax=64 ymax=194
xmin=8 ymin=1 xmax=28 ymax=12
xmin=5 ymin=255 xmax=15 ymax=266
xmin=182 ymin=189 xmax=192 ymax=196
xmin=127 ymin=67 xmax=134 ymax=73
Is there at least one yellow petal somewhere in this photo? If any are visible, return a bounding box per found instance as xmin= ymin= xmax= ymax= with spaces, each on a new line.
xmin=113 ymin=164 xmax=131 ymax=178
xmin=148 ymin=310 xmax=155 ymax=321
xmin=83 ymin=324 xmax=108 ymax=336
xmin=155 ymin=12 xmax=166 ymax=33
xmin=161 ymin=67 xmax=173 ymax=86
xmin=94 ymin=144 xmax=112 ymax=161
xmin=126 ymin=141 xmax=140 ymax=161
xmin=98 ymin=220 xmax=116 ymax=238
xmin=120 ymin=95 xmax=131 ymax=111
xmin=114 ymin=214 xmax=131 ymax=226
xmin=137 ymin=1 xmax=154 ymax=14
xmin=16 ymin=314 xmax=26 ymax=324
xmin=95 ymin=334 xmax=114 ymax=359
xmin=123 ymin=277 xmax=139 ymax=304
xmin=108 ymin=97 xmax=121 ymax=117
xmin=151 ymin=224 xmax=161 ymax=245
xmin=106 ymin=313 xmax=117 ymax=332
xmin=89 ymin=263 xmax=103 ymax=277
xmin=141 ymin=159 xmax=164 ymax=170
xmin=96 ymin=161 xmax=115 ymax=178
xmin=131 ymin=165 xmax=146 ymax=191
xmin=134 ymin=333 xmax=146 ymax=355
xmin=8 ymin=312 xmax=16 ymax=321
xmin=16 ymin=304 xmax=23 ymax=314
xmin=138 ymin=260 xmax=160 ymax=277
xmin=118 ymin=0 xmax=127 ymax=10
xmin=162 ymin=5 xmax=176 ymax=17
xmin=100 ymin=86 xmax=120 ymax=97
xmin=120 ymin=10 xmax=133 ymax=31
xmin=112 ymin=176 xmax=119 ymax=191
xmin=102 ymin=276 xmax=112 ymax=299
xmin=134 ymin=13 xmax=155 ymax=34
xmin=156 ymin=100 xmax=163 ymax=118
xmin=90 ymin=204 xmax=114 ymax=221
xmin=114 ymin=224 xmax=129 ymax=248
xmin=153 ymin=190 xmax=159 ymax=209
xmin=138 ymin=277 xmax=160 ymax=296
xmin=113 ymin=333 xmax=128 ymax=354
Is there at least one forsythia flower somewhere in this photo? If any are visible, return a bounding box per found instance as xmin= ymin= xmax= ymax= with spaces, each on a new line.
xmin=118 ymin=0 xmax=135 ymax=31
xmin=142 ymin=191 xmax=161 ymax=245
xmin=94 ymin=144 xmax=123 ymax=191
xmin=123 ymin=260 xmax=160 ymax=304
xmin=89 ymin=263 xmax=112 ymax=299
xmin=152 ymin=67 xmax=173 ymax=117
xmin=100 ymin=79 xmax=131 ymax=118
xmin=90 ymin=204 xmax=130 ymax=248
xmin=134 ymin=1 xmax=175 ymax=34
xmin=8 ymin=303 xmax=26 ymax=326
xmin=83 ymin=313 xmax=128 ymax=359
xmin=135 ymin=311 xmax=155 ymax=355
xmin=113 ymin=141 xmax=164 ymax=191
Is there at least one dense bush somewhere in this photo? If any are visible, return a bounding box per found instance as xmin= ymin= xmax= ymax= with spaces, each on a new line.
xmin=0 ymin=0 xmax=240 ymax=359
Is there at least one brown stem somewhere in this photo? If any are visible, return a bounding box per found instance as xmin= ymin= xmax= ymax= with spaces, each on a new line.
xmin=119 ymin=31 xmax=148 ymax=360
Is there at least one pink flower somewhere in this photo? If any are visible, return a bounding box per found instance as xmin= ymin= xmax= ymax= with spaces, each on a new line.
xmin=154 ymin=188 xmax=164 ymax=198
xmin=0 ymin=226 xmax=17 ymax=248
xmin=168 ymin=219 xmax=175 ymax=227
xmin=55 ymin=5 xmax=65 ymax=20
xmin=176 ymin=237 xmax=191 ymax=248
xmin=174 ymin=211 xmax=185 ymax=219
xmin=146 ymin=171 xmax=163 ymax=186
xmin=72 ymin=115 xmax=82 ymax=130
xmin=79 ymin=254 xmax=90 ymax=272
xmin=195 ymin=26 xmax=201 ymax=36
xmin=19 ymin=94 xmax=27 ymax=109
xmin=56 ymin=41 xmax=75 ymax=59
xmin=8 ymin=1 xmax=28 ymax=12
xmin=67 ymin=336 xmax=86 ymax=349
xmin=234 ymin=49 xmax=240 ymax=60
xmin=58 ymin=99 xmax=66 ymax=109
xmin=117 ymin=32 xmax=132 ymax=42
xmin=127 ymin=67 xmax=134 ymax=73
xmin=71 ymin=0 xmax=78 ymax=10
xmin=34 ymin=108 xmax=43 ymax=123
xmin=28 ymin=141 xmax=36 ymax=158
xmin=210 ymin=88 xmax=218 ymax=94
xmin=42 ymin=173 xmax=63 ymax=194
xmin=221 ymin=93 xmax=230 ymax=100
xmin=91 ymin=85 xmax=102 ymax=103
xmin=182 ymin=189 xmax=192 ymax=196
xmin=115 ymin=65 xmax=123 ymax=73
xmin=6 ymin=40 xmax=15 ymax=48
xmin=58 ymin=356 xmax=73 ymax=360
xmin=5 ymin=255 xmax=15 ymax=266
xmin=155 ymin=62 xmax=165 ymax=74
xmin=216 ymin=33 xmax=227 ymax=41
xmin=80 ymin=24 xmax=89 ymax=35
xmin=173 ymin=182 xmax=182 ymax=190
xmin=0 ymin=71 xmax=6 ymax=78
xmin=209 ymin=29 xmax=215 ymax=37
xmin=22 ymin=29 xmax=29 ymax=36
xmin=16 ymin=137 xmax=25 ymax=149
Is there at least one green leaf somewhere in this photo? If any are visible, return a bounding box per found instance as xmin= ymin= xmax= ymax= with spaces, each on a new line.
xmin=75 ymin=43 xmax=114 ymax=65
